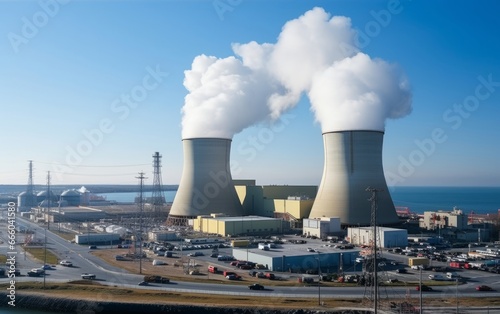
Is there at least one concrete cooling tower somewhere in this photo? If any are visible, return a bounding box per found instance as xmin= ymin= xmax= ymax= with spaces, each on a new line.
xmin=309 ymin=131 xmax=399 ymax=226
xmin=168 ymin=138 xmax=243 ymax=225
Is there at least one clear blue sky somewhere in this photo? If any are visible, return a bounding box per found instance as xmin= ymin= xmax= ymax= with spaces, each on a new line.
xmin=1 ymin=0 xmax=499 ymax=187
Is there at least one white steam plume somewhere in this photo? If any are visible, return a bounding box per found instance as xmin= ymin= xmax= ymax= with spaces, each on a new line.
xmin=181 ymin=7 xmax=412 ymax=139
xmin=308 ymin=53 xmax=412 ymax=132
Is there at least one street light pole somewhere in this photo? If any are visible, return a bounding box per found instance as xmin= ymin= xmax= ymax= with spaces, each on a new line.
xmin=419 ymin=267 xmax=423 ymax=314
xmin=317 ymin=252 xmax=321 ymax=306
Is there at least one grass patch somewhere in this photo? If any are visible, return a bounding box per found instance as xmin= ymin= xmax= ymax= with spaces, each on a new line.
xmin=2 ymin=281 xmax=500 ymax=311
xmin=23 ymin=247 xmax=59 ymax=264
xmin=50 ymin=230 xmax=76 ymax=241
xmin=0 ymin=255 xmax=6 ymax=264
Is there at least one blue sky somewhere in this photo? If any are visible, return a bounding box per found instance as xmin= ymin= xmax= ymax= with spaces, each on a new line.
xmin=1 ymin=0 xmax=499 ymax=187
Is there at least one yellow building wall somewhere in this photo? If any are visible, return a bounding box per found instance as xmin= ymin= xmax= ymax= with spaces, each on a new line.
xmin=262 ymin=185 xmax=317 ymax=199
xmin=194 ymin=216 xmax=282 ymax=236
xmin=272 ymin=199 xmax=314 ymax=219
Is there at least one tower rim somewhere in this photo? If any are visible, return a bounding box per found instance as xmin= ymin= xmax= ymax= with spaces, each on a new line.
xmin=182 ymin=137 xmax=232 ymax=142
xmin=322 ymin=130 xmax=385 ymax=135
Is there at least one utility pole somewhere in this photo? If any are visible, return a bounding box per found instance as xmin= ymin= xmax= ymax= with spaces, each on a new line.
xmin=136 ymin=172 xmax=147 ymax=274
xmin=366 ymin=187 xmax=380 ymax=314
xmin=43 ymin=171 xmax=51 ymax=289
xmin=419 ymin=267 xmax=423 ymax=314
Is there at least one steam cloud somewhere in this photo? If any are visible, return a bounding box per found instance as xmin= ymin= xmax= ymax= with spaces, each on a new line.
xmin=181 ymin=7 xmax=412 ymax=139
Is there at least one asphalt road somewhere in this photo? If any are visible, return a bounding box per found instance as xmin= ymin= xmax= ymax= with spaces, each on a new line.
xmin=2 ymin=217 xmax=500 ymax=302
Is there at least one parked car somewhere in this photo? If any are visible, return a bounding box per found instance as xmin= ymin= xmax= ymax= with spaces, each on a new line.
xmin=248 ymin=283 xmax=264 ymax=290
xmin=476 ymin=285 xmax=494 ymax=291
xmin=138 ymin=281 xmax=149 ymax=286
xmin=88 ymin=245 xmax=97 ymax=249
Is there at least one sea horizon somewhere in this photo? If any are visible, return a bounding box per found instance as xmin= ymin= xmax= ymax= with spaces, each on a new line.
xmin=1 ymin=185 xmax=498 ymax=215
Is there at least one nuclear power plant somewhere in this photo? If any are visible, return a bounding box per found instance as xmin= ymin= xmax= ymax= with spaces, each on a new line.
xmin=167 ymin=138 xmax=243 ymax=225
xmin=308 ymin=130 xmax=399 ymax=226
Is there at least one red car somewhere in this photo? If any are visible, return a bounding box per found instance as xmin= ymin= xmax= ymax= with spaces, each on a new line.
xmin=476 ymin=285 xmax=494 ymax=291
xmin=416 ymin=285 xmax=433 ymax=291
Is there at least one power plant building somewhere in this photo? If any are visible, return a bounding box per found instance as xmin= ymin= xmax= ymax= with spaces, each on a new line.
xmin=347 ymin=226 xmax=408 ymax=248
xmin=419 ymin=208 xmax=468 ymax=231
xmin=309 ymin=131 xmax=399 ymax=226
xmin=168 ymin=138 xmax=243 ymax=225
xmin=303 ymin=217 xmax=341 ymax=239
xmin=192 ymin=215 xmax=286 ymax=237
xmin=235 ymin=183 xmax=316 ymax=220
xmin=232 ymin=245 xmax=359 ymax=272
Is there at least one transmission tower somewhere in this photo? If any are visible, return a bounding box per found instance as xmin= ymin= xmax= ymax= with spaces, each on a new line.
xmin=151 ymin=152 xmax=165 ymax=214
xmin=26 ymin=160 xmax=36 ymax=207
xmin=135 ymin=172 xmax=147 ymax=274
xmin=364 ymin=187 xmax=381 ymax=312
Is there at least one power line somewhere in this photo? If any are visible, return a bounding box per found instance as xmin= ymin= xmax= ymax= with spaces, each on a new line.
xmin=33 ymin=160 xmax=150 ymax=168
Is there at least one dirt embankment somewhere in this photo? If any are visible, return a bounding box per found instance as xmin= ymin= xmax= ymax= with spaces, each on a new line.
xmin=1 ymin=293 xmax=370 ymax=314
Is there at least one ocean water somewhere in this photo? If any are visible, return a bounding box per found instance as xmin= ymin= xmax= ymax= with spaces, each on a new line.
xmin=97 ymin=190 xmax=176 ymax=203
xmin=389 ymin=186 xmax=500 ymax=214
xmin=100 ymin=187 xmax=500 ymax=215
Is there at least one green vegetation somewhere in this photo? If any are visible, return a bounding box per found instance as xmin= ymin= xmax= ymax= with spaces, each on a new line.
xmin=0 ymin=255 xmax=6 ymax=264
xmin=50 ymin=230 xmax=76 ymax=242
xmin=23 ymin=247 xmax=59 ymax=264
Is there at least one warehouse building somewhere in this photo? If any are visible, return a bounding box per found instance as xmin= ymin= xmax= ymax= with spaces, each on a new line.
xmin=303 ymin=217 xmax=341 ymax=239
xmin=347 ymin=226 xmax=408 ymax=248
xmin=75 ymin=233 xmax=121 ymax=245
xmin=192 ymin=214 xmax=286 ymax=237
xmin=232 ymin=245 xmax=359 ymax=272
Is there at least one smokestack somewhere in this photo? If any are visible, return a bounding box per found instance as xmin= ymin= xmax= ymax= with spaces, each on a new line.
xmin=309 ymin=131 xmax=398 ymax=226
xmin=168 ymin=138 xmax=243 ymax=225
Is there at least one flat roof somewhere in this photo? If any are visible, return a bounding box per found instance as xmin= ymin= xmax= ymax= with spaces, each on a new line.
xmin=206 ymin=215 xmax=280 ymax=222
xmin=348 ymin=226 xmax=406 ymax=232
xmin=234 ymin=244 xmax=360 ymax=258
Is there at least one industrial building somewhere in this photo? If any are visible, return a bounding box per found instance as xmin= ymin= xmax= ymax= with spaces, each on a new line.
xmin=347 ymin=226 xmax=408 ymax=248
xmin=192 ymin=214 xmax=286 ymax=237
xmin=235 ymin=182 xmax=316 ymax=227
xmin=419 ymin=208 xmax=468 ymax=230
xmin=168 ymin=138 xmax=243 ymax=225
xmin=75 ymin=233 xmax=121 ymax=245
xmin=34 ymin=207 xmax=106 ymax=223
xmin=303 ymin=217 xmax=341 ymax=239
xmin=232 ymin=245 xmax=360 ymax=272
xmin=309 ymin=131 xmax=399 ymax=226
xmin=148 ymin=231 xmax=179 ymax=242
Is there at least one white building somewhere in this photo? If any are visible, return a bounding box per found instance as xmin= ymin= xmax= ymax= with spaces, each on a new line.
xmin=303 ymin=217 xmax=341 ymax=238
xmin=347 ymin=227 xmax=408 ymax=248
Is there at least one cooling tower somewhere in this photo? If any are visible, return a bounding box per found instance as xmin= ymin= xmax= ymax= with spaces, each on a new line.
xmin=309 ymin=131 xmax=399 ymax=226
xmin=168 ymin=138 xmax=243 ymax=225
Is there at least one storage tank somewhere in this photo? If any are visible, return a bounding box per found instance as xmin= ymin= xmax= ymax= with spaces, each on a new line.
xmin=60 ymin=190 xmax=81 ymax=206
xmin=309 ymin=130 xmax=398 ymax=226
xmin=167 ymin=138 xmax=243 ymax=225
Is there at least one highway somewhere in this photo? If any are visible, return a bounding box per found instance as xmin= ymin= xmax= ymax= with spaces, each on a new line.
xmin=2 ymin=217 xmax=500 ymax=303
